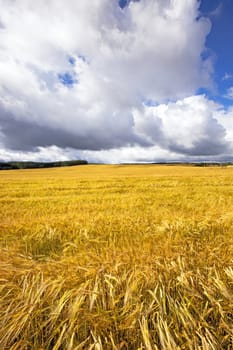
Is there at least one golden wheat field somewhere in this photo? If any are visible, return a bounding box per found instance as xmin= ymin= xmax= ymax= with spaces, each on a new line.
xmin=1 ymin=164 xmax=233 ymax=350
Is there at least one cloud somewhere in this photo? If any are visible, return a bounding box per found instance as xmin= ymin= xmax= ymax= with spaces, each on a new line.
xmin=0 ymin=0 xmax=228 ymax=162
xmin=134 ymin=95 xmax=230 ymax=156
xmin=225 ymin=87 xmax=233 ymax=100
xmin=1 ymin=94 xmax=232 ymax=163
xmin=208 ymin=3 xmax=223 ymax=19
xmin=222 ymin=73 xmax=233 ymax=81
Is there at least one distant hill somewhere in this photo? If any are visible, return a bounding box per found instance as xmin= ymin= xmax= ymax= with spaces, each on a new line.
xmin=0 ymin=160 xmax=88 ymax=170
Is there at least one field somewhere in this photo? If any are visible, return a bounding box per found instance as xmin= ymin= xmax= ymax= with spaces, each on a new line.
xmin=1 ymin=164 xmax=233 ymax=349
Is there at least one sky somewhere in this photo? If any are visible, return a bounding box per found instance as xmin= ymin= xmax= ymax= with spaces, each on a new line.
xmin=0 ymin=0 xmax=233 ymax=163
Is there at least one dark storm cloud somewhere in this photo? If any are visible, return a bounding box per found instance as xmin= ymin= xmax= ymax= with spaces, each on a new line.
xmin=0 ymin=107 xmax=149 ymax=151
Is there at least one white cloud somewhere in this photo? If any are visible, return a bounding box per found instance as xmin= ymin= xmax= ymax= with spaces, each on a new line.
xmin=208 ymin=3 xmax=223 ymax=19
xmin=0 ymin=145 xmax=71 ymax=163
xmin=0 ymin=0 xmax=230 ymax=163
xmin=222 ymin=73 xmax=233 ymax=81
xmin=135 ymin=95 xmax=229 ymax=156
xmin=225 ymin=87 xmax=233 ymax=100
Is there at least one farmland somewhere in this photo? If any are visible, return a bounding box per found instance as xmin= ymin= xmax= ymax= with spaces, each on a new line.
xmin=0 ymin=165 xmax=233 ymax=349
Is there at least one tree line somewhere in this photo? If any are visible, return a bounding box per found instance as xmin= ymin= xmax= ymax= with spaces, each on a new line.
xmin=0 ymin=160 xmax=88 ymax=170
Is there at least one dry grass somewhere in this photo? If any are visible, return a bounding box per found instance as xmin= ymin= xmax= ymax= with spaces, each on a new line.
xmin=0 ymin=164 xmax=233 ymax=349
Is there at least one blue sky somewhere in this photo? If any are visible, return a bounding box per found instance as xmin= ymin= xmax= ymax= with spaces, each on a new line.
xmin=0 ymin=0 xmax=233 ymax=163
xmin=199 ymin=0 xmax=233 ymax=106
